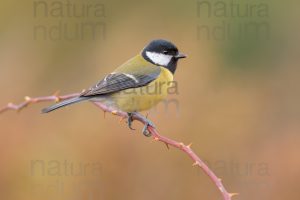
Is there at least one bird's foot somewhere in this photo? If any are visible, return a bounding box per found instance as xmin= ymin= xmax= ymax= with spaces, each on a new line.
xmin=127 ymin=112 xmax=155 ymax=137
xmin=127 ymin=112 xmax=135 ymax=130
xmin=142 ymin=118 xmax=155 ymax=137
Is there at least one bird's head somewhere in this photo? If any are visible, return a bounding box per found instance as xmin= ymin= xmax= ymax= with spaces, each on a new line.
xmin=142 ymin=39 xmax=186 ymax=74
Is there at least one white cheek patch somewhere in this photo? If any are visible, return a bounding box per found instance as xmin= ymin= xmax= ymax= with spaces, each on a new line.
xmin=146 ymin=51 xmax=172 ymax=66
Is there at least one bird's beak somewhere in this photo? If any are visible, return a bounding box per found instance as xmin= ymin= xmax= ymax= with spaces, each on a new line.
xmin=175 ymin=52 xmax=187 ymax=59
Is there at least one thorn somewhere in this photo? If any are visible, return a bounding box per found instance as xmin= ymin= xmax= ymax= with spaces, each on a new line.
xmin=24 ymin=96 xmax=31 ymax=101
xmin=179 ymin=142 xmax=185 ymax=148
xmin=219 ymin=187 xmax=225 ymax=193
xmin=192 ymin=161 xmax=200 ymax=166
xmin=52 ymin=91 xmax=60 ymax=102
xmin=164 ymin=142 xmax=169 ymax=149
xmin=153 ymin=137 xmax=159 ymax=141
xmin=218 ymin=178 xmax=222 ymax=182
xmin=55 ymin=97 xmax=60 ymax=103
xmin=229 ymin=193 xmax=239 ymax=198
xmin=111 ymin=110 xmax=118 ymax=115
xmin=187 ymin=143 xmax=192 ymax=148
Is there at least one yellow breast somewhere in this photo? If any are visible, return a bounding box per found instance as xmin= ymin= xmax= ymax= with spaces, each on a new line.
xmin=112 ymin=67 xmax=174 ymax=112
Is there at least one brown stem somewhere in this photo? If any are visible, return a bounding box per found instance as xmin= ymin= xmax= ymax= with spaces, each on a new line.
xmin=0 ymin=92 xmax=237 ymax=200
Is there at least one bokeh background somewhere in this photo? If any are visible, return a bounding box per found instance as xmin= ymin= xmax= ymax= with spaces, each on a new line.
xmin=0 ymin=0 xmax=299 ymax=200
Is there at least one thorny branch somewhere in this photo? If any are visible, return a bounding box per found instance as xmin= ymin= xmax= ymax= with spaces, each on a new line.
xmin=0 ymin=92 xmax=237 ymax=200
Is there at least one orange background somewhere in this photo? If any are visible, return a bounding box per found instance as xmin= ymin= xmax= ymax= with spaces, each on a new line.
xmin=0 ymin=0 xmax=299 ymax=200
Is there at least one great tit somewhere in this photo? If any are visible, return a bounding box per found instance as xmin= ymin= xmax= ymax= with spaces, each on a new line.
xmin=42 ymin=39 xmax=186 ymax=130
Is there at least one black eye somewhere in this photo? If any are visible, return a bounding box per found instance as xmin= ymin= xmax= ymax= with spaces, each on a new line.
xmin=163 ymin=51 xmax=168 ymax=55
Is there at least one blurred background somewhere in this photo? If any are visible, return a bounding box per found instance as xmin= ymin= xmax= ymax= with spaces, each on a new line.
xmin=0 ymin=0 xmax=299 ymax=199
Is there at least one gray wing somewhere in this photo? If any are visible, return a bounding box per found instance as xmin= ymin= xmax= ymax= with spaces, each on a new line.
xmin=81 ymin=68 xmax=161 ymax=97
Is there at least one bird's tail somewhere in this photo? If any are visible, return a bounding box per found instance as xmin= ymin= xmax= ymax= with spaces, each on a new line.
xmin=42 ymin=96 xmax=89 ymax=113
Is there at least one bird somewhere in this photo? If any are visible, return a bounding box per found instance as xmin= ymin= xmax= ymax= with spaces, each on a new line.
xmin=42 ymin=39 xmax=186 ymax=135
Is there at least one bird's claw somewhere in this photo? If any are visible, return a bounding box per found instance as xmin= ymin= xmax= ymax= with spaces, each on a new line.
xmin=127 ymin=112 xmax=155 ymax=137
xmin=127 ymin=113 xmax=135 ymax=130
xmin=142 ymin=120 xmax=155 ymax=137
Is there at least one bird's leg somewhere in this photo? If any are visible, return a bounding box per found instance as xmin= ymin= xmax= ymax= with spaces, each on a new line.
xmin=142 ymin=117 xmax=155 ymax=137
xmin=127 ymin=112 xmax=155 ymax=137
xmin=127 ymin=112 xmax=135 ymax=130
